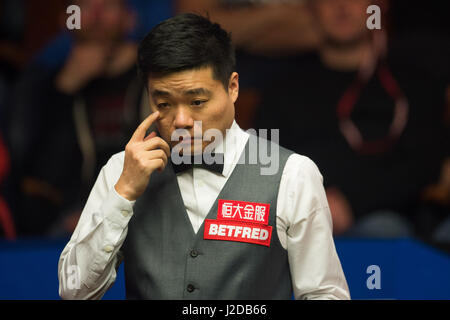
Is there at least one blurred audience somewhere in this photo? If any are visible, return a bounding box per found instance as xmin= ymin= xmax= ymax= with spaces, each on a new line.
xmin=0 ymin=0 xmax=448 ymax=241
xmin=0 ymin=0 xmax=27 ymax=239
xmin=177 ymin=0 xmax=319 ymax=56
xmin=6 ymin=0 xmax=146 ymax=236
xmin=0 ymin=133 xmax=15 ymax=239
xmin=254 ymin=0 xmax=449 ymax=239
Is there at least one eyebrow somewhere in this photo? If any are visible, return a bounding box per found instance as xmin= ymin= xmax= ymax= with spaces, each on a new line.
xmin=150 ymin=88 xmax=212 ymax=98
xmin=183 ymin=88 xmax=212 ymax=96
xmin=151 ymin=89 xmax=171 ymax=98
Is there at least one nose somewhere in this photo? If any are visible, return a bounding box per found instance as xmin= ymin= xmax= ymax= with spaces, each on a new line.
xmin=173 ymin=106 xmax=194 ymax=129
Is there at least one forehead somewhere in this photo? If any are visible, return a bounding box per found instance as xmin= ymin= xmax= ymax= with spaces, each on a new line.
xmin=147 ymin=67 xmax=222 ymax=94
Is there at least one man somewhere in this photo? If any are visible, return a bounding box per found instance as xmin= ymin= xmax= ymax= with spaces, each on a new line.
xmin=58 ymin=13 xmax=349 ymax=300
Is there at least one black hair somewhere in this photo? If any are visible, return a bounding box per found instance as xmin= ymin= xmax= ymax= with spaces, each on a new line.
xmin=137 ymin=13 xmax=236 ymax=90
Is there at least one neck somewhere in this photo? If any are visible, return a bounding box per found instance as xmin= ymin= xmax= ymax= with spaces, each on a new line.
xmin=319 ymin=39 xmax=372 ymax=72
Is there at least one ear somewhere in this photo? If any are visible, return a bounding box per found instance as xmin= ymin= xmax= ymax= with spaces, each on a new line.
xmin=228 ymin=72 xmax=239 ymax=104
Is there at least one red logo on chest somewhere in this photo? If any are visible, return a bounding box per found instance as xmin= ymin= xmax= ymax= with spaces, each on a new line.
xmin=203 ymin=199 xmax=272 ymax=247
xmin=217 ymin=199 xmax=270 ymax=225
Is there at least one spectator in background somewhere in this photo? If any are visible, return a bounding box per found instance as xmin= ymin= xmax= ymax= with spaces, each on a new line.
xmin=254 ymin=0 xmax=448 ymax=238
xmin=177 ymin=0 xmax=319 ymax=56
xmin=0 ymin=0 xmax=27 ymax=239
xmin=176 ymin=0 xmax=320 ymax=129
xmin=418 ymin=91 xmax=450 ymax=243
xmin=0 ymin=0 xmax=27 ymax=135
xmin=7 ymin=0 xmax=146 ymax=236
xmin=0 ymin=133 xmax=15 ymax=239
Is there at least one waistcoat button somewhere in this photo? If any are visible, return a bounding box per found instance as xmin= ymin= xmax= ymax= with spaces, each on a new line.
xmin=190 ymin=249 xmax=198 ymax=258
xmin=187 ymin=284 xmax=195 ymax=293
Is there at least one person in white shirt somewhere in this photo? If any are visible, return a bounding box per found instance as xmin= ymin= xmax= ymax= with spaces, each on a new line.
xmin=58 ymin=13 xmax=350 ymax=300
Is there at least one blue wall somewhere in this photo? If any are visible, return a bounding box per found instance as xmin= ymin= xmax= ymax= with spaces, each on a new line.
xmin=0 ymin=238 xmax=449 ymax=300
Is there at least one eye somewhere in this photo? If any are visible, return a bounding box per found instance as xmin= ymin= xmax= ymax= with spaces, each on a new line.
xmin=157 ymin=102 xmax=170 ymax=109
xmin=192 ymin=100 xmax=207 ymax=106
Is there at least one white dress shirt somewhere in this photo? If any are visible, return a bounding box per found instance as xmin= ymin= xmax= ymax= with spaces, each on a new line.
xmin=58 ymin=120 xmax=350 ymax=300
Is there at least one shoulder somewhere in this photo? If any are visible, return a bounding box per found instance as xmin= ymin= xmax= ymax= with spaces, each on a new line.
xmin=281 ymin=153 xmax=327 ymax=212
xmin=276 ymin=152 xmax=330 ymax=228
xmin=285 ymin=153 xmax=322 ymax=176
xmin=283 ymin=153 xmax=324 ymax=186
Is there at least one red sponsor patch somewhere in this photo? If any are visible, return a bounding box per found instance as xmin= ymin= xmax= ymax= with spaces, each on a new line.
xmin=203 ymin=219 xmax=272 ymax=247
xmin=217 ymin=199 xmax=270 ymax=225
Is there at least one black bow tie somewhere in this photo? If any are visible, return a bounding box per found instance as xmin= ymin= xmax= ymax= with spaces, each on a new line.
xmin=171 ymin=153 xmax=224 ymax=175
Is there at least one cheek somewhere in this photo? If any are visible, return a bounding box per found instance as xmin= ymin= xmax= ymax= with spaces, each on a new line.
xmin=156 ymin=119 xmax=172 ymax=142
xmin=202 ymin=101 xmax=228 ymax=127
xmin=316 ymin=5 xmax=334 ymax=22
xmin=202 ymin=98 xmax=234 ymax=132
xmin=80 ymin=11 xmax=95 ymax=28
xmin=351 ymin=6 xmax=369 ymax=27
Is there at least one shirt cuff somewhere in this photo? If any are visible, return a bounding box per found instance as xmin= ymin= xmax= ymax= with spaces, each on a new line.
xmin=101 ymin=186 xmax=136 ymax=229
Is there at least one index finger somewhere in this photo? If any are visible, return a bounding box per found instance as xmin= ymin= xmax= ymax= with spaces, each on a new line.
xmin=131 ymin=111 xmax=160 ymax=142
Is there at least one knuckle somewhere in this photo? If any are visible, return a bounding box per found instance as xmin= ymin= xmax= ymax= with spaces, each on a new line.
xmin=151 ymin=158 xmax=163 ymax=168
xmin=131 ymin=151 xmax=140 ymax=162
xmin=155 ymin=137 xmax=166 ymax=146
xmin=136 ymin=157 xmax=146 ymax=169
xmin=143 ymin=163 xmax=153 ymax=174
xmin=125 ymin=142 xmax=137 ymax=153
xmin=158 ymin=149 xmax=166 ymax=158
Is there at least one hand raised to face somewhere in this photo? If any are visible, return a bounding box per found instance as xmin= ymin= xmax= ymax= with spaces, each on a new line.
xmin=114 ymin=111 xmax=171 ymax=201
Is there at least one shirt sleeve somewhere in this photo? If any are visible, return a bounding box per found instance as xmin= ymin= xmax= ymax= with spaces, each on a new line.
xmin=58 ymin=152 xmax=135 ymax=300
xmin=277 ymin=154 xmax=351 ymax=300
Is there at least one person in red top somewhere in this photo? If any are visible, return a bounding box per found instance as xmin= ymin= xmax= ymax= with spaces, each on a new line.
xmin=0 ymin=133 xmax=15 ymax=239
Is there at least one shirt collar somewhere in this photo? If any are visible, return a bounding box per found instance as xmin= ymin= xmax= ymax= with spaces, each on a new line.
xmin=214 ymin=119 xmax=249 ymax=177
xmin=174 ymin=119 xmax=249 ymax=177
